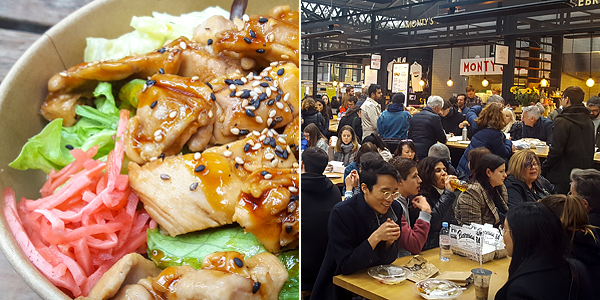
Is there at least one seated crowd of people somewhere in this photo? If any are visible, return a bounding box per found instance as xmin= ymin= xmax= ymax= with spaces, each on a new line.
xmin=301 ymin=84 xmax=600 ymax=300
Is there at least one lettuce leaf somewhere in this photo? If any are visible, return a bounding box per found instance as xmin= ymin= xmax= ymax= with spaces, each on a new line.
xmin=277 ymin=250 xmax=299 ymax=300
xmin=9 ymin=82 xmax=120 ymax=172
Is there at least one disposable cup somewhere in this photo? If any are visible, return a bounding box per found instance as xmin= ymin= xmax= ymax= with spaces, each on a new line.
xmin=471 ymin=268 xmax=492 ymax=300
xmin=331 ymin=136 xmax=338 ymax=147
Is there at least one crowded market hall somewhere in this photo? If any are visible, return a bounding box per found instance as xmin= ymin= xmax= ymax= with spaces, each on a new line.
xmin=300 ymin=0 xmax=600 ymax=300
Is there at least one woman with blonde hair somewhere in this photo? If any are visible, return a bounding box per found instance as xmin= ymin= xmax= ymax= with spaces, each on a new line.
xmin=502 ymin=109 xmax=516 ymax=134
xmin=505 ymin=150 xmax=555 ymax=208
xmin=539 ymin=194 xmax=600 ymax=298
xmin=328 ymin=125 xmax=360 ymax=166
xmin=457 ymin=102 xmax=514 ymax=176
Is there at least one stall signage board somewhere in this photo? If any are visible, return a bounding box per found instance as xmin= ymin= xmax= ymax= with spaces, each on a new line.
xmin=495 ymin=45 xmax=509 ymax=65
xmin=326 ymin=86 xmax=336 ymax=100
xmin=391 ymin=64 xmax=409 ymax=102
xmin=460 ymin=58 xmax=503 ymax=75
xmin=365 ymin=66 xmax=378 ymax=85
xmin=371 ymin=54 xmax=381 ymax=70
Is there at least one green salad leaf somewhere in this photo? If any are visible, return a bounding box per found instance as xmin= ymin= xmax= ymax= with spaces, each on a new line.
xmin=277 ymin=250 xmax=299 ymax=300
xmin=9 ymin=82 xmax=121 ymax=173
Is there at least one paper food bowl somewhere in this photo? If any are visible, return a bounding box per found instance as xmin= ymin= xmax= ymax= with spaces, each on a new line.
xmin=367 ymin=265 xmax=412 ymax=285
xmin=0 ymin=0 xmax=297 ymax=299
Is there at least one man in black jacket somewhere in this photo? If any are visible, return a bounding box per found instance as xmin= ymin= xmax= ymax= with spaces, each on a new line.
xmin=570 ymin=168 xmax=600 ymax=228
xmin=408 ymin=95 xmax=447 ymax=160
xmin=509 ymin=104 xmax=554 ymax=144
xmin=300 ymin=147 xmax=341 ymax=294
xmin=542 ymin=86 xmax=595 ymax=194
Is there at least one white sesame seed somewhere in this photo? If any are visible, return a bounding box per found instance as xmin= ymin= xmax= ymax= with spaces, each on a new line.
xmin=292 ymin=162 xmax=299 ymax=168
xmin=248 ymin=139 xmax=255 ymax=146
xmin=261 ymin=128 xmax=268 ymax=135
xmin=265 ymin=153 xmax=275 ymax=160
xmin=242 ymin=14 xmax=250 ymax=21
xmin=154 ymin=129 xmax=163 ymax=137
xmin=255 ymin=116 xmax=263 ymax=123
xmin=270 ymin=61 xmax=278 ymax=67
xmin=142 ymin=84 xmax=148 ymax=92
xmin=169 ymin=111 xmax=178 ymax=118
xmin=268 ymin=34 xmax=275 ymax=42
xmin=273 ymin=81 xmax=279 ymax=87
xmin=241 ymin=77 xmax=248 ymax=83
xmin=267 ymin=130 xmax=274 ymax=138
xmin=154 ymin=135 xmax=163 ymax=142
xmin=247 ymin=72 xmax=254 ymax=80
xmin=235 ymin=157 xmax=244 ymax=165
xmin=150 ymin=157 xmax=157 ymax=162
xmin=180 ymin=41 xmax=187 ymax=49
xmin=260 ymin=71 xmax=268 ymax=77
xmin=229 ymin=84 xmax=236 ymax=90
xmin=271 ymin=159 xmax=279 ymax=167
xmin=278 ymin=137 xmax=286 ymax=144
xmin=194 ymin=152 xmax=201 ymax=160
xmin=254 ymin=75 xmax=262 ymax=80
xmin=252 ymin=81 xmax=260 ymax=87
xmin=270 ymin=86 xmax=277 ymax=91
xmin=236 ymin=90 xmax=244 ymax=97
xmin=264 ymin=173 xmax=273 ymax=180
xmin=192 ymin=76 xmax=199 ymax=81
xmin=288 ymin=186 xmax=298 ymax=193
xmin=269 ymin=109 xmax=276 ymax=118
xmin=242 ymin=99 xmax=249 ymax=107
xmin=270 ymin=129 xmax=278 ymax=136
xmin=267 ymin=118 xmax=273 ymax=126
xmin=250 ymin=91 xmax=258 ymax=98
xmin=283 ymin=93 xmax=290 ymax=102
xmin=252 ymin=143 xmax=262 ymax=150
xmin=208 ymin=110 xmax=214 ymax=118
xmin=245 ymin=105 xmax=256 ymax=111
xmin=266 ymin=88 xmax=272 ymax=97
xmin=59 ymin=71 xmax=67 ymax=77
xmin=252 ymin=95 xmax=258 ymax=101
xmin=230 ymin=128 xmax=240 ymax=135
xmin=254 ymin=87 xmax=262 ymax=94
xmin=223 ymin=150 xmax=232 ymax=157
xmin=281 ymin=54 xmax=290 ymax=59
xmin=264 ymin=66 xmax=272 ymax=72
xmin=253 ymin=130 xmax=261 ymax=136
xmin=276 ymin=102 xmax=284 ymax=109
xmin=284 ymin=107 xmax=289 ymax=113
xmin=259 ymin=134 xmax=266 ymax=141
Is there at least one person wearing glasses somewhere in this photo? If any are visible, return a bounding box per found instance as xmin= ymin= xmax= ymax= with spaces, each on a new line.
xmin=542 ymin=86 xmax=595 ymax=194
xmin=310 ymin=156 xmax=430 ymax=300
xmin=505 ymin=150 xmax=555 ymax=208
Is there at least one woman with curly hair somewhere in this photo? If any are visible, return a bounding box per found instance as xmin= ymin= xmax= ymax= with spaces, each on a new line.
xmin=457 ymin=102 xmax=514 ymax=177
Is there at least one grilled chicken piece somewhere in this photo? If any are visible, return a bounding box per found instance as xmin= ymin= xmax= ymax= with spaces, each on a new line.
xmin=209 ymin=5 xmax=299 ymax=68
xmin=210 ymin=62 xmax=299 ymax=145
xmin=123 ymin=74 xmax=216 ymax=164
xmin=282 ymin=115 xmax=300 ymax=159
xmin=203 ymin=129 xmax=297 ymax=176
xmin=77 ymin=253 xmax=161 ymax=300
xmin=42 ymin=37 xmax=244 ymax=126
xmin=233 ymin=168 xmax=299 ymax=253
xmin=128 ymin=152 xmax=241 ymax=236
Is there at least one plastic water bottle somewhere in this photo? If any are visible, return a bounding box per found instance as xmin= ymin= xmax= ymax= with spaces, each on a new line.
xmin=439 ymin=222 xmax=452 ymax=261
xmin=462 ymin=126 xmax=468 ymax=141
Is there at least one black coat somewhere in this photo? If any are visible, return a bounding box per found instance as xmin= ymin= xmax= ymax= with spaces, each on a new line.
xmin=569 ymin=230 xmax=600 ymax=299
xmin=300 ymin=173 xmax=341 ymax=290
xmin=310 ymin=193 xmax=404 ymax=300
xmin=508 ymin=116 xmax=554 ymax=144
xmin=411 ymin=186 xmax=458 ymax=251
xmin=338 ymin=111 xmax=362 ymax=141
xmin=302 ymin=108 xmax=327 ymax=134
xmin=441 ymin=106 xmax=466 ymax=136
xmin=504 ymin=174 xmax=555 ymax=209
xmin=542 ymin=104 xmax=595 ymax=194
xmin=495 ymin=257 xmax=593 ymax=300
xmin=408 ymin=107 xmax=447 ymax=160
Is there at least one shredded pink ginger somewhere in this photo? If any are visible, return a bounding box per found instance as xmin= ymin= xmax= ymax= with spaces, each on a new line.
xmin=4 ymin=110 xmax=156 ymax=297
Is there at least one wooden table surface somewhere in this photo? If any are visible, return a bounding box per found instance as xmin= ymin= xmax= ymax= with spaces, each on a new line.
xmin=0 ymin=1 xmax=94 ymax=299
xmin=334 ymin=248 xmax=510 ymax=300
xmin=325 ymin=171 xmax=344 ymax=186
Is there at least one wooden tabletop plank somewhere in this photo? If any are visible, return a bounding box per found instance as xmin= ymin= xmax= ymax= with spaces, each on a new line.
xmin=0 ymin=0 xmax=95 ymax=30
xmin=0 ymin=28 xmax=42 ymax=83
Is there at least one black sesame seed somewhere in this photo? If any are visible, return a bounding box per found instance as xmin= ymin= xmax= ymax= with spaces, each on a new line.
xmin=271 ymin=139 xmax=278 ymax=148
xmin=288 ymin=103 xmax=295 ymax=113
xmin=264 ymin=76 xmax=273 ymax=81
xmin=260 ymin=170 xmax=270 ymax=176
xmin=146 ymin=80 xmax=156 ymax=87
xmin=259 ymin=17 xmax=268 ymax=23
xmin=277 ymin=68 xmax=285 ymax=76
xmin=207 ymin=39 xmax=213 ymax=45
xmin=157 ymin=48 xmax=166 ymax=53
xmin=210 ymin=93 xmax=216 ymax=101
xmin=253 ymin=100 xmax=260 ymax=109
xmin=290 ymin=194 xmax=299 ymax=201
xmin=285 ymin=226 xmax=293 ymax=233
xmin=150 ymin=100 xmax=158 ymax=109
xmin=269 ymin=120 xmax=277 ymax=129
xmin=249 ymin=29 xmax=256 ymax=38
xmin=159 ymin=153 xmax=165 ymax=159
xmin=206 ymin=82 xmax=213 ymax=89
xmin=244 ymin=143 xmax=251 ymax=152
xmin=276 ymin=95 xmax=282 ymax=101
xmin=295 ymin=145 xmax=299 ymax=152
xmin=276 ymin=151 xmax=283 ymax=158
xmin=274 ymin=116 xmax=283 ymax=122
xmin=260 ymin=82 xmax=269 ymax=88
xmin=235 ymin=163 xmax=239 ymax=169
xmin=275 ymin=145 xmax=284 ymax=153
xmin=253 ymin=282 xmax=261 ymax=294
xmin=244 ymin=37 xmax=252 ymax=44
xmin=256 ymin=49 xmax=265 ymax=54
xmin=234 ymin=79 xmax=244 ymax=85
xmin=240 ymin=129 xmax=249 ymax=135
xmin=226 ymin=145 xmax=230 ymax=149
xmin=283 ymin=150 xmax=289 ymax=159
xmin=290 ymin=143 xmax=296 ymax=148
xmin=230 ymin=90 xmax=237 ymax=97
xmin=241 ymin=90 xmax=251 ymax=99
xmin=234 ymin=257 xmax=244 ymax=268
xmin=190 ymin=182 xmax=198 ymax=191
xmin=259 ymin=93 xmax=267 ymax=101
xmin=267 ymin=99 xmax=275 ymax=106
xmin=278 ymin=89 xmax=283 ymax=95
xmin=160 ymin=174 xmax=171 ymax=180
xmin=246 ymin=109 xmax=255 ymax=117
xmin=263 ymin=43 xmax=266 ymax=46
xmin=194 ymin=165 xmax=206 ymax=172
xmin=263 ymin=137 xmax=271 ymax=145
xmin=224 ymin=79 xmax=234 ymax=85
xmin=158 ymin=68 xmax=165 ymax=74
xmin=65 ymin=144 xmax=74 ymax=150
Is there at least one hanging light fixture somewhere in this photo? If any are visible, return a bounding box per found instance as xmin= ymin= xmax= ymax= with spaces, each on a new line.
xmin=419 ymin=79 xmax=425 ymax=87
xmin=540 ymin=47 xmax=549 ymax=87
xmin=447 ymin=46 xmax=454 ymax=86
xmin=587 ymin=32 xmax=595 ymax=88
xmin=482 ymin=41 xmax=489 ymax=87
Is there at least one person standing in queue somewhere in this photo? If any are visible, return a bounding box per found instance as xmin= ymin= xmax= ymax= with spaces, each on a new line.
xmin=465 ymin=85 xmax=482 ymax=109
xmin=310 ymin=156 xmax=430 ymax=300
xmin=408 ymin=95 xmax=447 ymax=160
xmin=542 ymin=86 xmax=595 ymax=194
xmin=360 ymin=84 xmax=383 ymax=141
